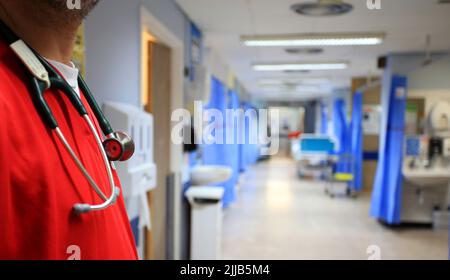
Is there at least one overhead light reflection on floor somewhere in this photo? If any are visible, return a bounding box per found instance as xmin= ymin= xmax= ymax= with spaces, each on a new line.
xmin=265 ymin=179 xmax=293 ymax=210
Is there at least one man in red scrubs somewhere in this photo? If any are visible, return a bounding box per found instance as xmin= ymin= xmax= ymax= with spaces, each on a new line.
xmin=0 ymin=0 xmax=138 ymax=260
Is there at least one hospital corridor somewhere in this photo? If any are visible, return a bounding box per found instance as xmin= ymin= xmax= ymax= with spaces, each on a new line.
xmin=221 ymin=157 xmax=447 ymax=260
xmin=0 ymin=0 xmax=450 ymax=263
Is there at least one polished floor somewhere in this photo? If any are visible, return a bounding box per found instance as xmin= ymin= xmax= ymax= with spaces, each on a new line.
xmin=221 ymin=157 xmax=449 ymax=260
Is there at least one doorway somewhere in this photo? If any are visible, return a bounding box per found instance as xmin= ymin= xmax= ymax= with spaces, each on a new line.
xmin=140 ymin=6 xmax=185 ymax=260
xmin=143 ymin=38 xmax=172 ymax=260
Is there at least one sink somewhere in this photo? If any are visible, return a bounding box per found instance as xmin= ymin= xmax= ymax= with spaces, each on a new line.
xmin=404 ymin=175 xmax=450 ymax=187
xmin=190 ymin=165 xmax=232 ymax=186
xmin=403 ymin=168 xmax=450 ymax=187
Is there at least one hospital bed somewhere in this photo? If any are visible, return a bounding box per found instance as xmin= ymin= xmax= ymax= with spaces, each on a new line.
xmin=324 ymin=153 xmax=356 ymax=198
xmin=292 ymin=135 xmax=356 ymax=197
xmin=291 ymin=135 xmax=337 ymax=180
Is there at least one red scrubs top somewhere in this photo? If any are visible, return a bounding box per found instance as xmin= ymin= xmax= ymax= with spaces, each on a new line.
xmin=0 ymin=40 xmax=138 ymax=260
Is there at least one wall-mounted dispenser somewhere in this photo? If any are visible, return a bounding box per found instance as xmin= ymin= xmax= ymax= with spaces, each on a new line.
xmin=103 ymin=102 xmax=157 ymax=258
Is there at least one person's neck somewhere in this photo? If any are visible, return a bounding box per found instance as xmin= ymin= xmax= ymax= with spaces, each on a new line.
xmin=0 ymin=7 xmax=79 ymax=66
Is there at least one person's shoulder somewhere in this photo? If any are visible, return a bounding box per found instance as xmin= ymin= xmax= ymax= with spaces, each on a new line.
xmin=0 ymin=68 xmax=5 ymax=118
xmin=0 ymin=51 xmax=19 ymax=112
xmin=0 ymin=59 xmax=11 ymax=104
xmin=0 ymin=44 xmax=25 ymax=100
xmin=0 ymin=42 xmax=13 ymax=83
xmin=0 ymin=68 xmax=7 ymax=115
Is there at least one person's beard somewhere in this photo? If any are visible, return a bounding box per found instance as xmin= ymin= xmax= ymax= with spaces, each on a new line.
xmin=19 ymin=0 xmax=100 ymax=31
xmin=47 ymin=0 xmax=100 ymax=21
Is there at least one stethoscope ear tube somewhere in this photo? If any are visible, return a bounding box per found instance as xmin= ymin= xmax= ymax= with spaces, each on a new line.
xmin=0 ymin=20 xmax=18 ymax=44
xmin=50 ymin=77 xmax=87 ymax=116
xmin=29 ymin=77 xmax=59 ymax=129
xmin=78 ymin=76 xmax=114 ymax=136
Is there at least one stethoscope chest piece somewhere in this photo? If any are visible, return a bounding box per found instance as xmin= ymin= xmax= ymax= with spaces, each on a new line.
xmin=104 ymin=132 xmax=135 ymax=162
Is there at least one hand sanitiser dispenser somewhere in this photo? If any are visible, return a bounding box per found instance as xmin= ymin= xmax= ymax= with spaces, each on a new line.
xmin=103 ymin=102 xmax=156 ymax=196
xmin=103 ymin=102 xmax=157 ymax=257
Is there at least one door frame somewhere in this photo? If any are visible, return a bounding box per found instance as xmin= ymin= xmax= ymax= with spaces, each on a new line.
xmin=140 ymin=5 xmax=184 ymax=260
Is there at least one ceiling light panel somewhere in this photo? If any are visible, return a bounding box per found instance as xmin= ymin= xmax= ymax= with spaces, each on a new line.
xmin=253 ymin=62 xmax=348 ymax=71
xmin=258 ymin=78 xmax=330 ymax=86
xmin=242 ymin=33 xmax=385 ymax=47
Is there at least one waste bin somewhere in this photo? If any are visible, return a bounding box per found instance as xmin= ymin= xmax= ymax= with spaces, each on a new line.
xmin=185 ymin=186 xmax=225 ymax=260
xmin=433 ymin=210 xmax=450 ymax=230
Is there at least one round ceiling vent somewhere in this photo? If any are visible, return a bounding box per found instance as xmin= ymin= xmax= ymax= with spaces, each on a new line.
xmin=291 ymin=0 xmax=353 ymax=17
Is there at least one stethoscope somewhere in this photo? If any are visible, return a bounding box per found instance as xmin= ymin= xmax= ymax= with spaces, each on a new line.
xmin=0 ymin=20 xmax=135 ymax=214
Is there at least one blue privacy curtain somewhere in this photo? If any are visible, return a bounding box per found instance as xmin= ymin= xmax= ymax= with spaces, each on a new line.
xmin=202 ymin=82 xmax=260 ymax=208
xmin=351 ymin=92 xmax=363 ymax=191
xmin=202 ymin=77 xmax=233 ymax=206
xmin=333 ymin=99 xmax=351 ymax=173
xmin=320 ymin=102 xmax=328 ymax=135
xmin=222 ymin=90 xmax=241 ymax=206
xmin=371 ymin=75 xmax=407 ymax=224
xmin=240 ymin=102 xmax=260 ymax=172
xmin=238 ymin=106 xmax=246 ymax=173
xmin=202 ymin=78 xmax=249 ymax=207
xmin=202 ymin=77 xmax=227 ymax=164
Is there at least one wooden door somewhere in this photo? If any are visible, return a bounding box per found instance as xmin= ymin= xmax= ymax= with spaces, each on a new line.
xmin=145 ymin=42 xmax=171 ymax=260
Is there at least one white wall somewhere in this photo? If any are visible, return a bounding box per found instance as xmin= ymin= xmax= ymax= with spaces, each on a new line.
xmin=84 ymin=0 xmax=141 ymax=106
xmin=275 ymin=107 xmax=303 ymax=133
xmin=203 ymin=46 xmax=230 ymax=87
xmin=409 ymin=89 xmax=450 ymax=113
xmin=408 ymin=54 xmax=450 ymax=112
xmin=409 ymin=54 xmax=450 ymax=91
xmin=84 ymin=0 xmax=189 ymax=107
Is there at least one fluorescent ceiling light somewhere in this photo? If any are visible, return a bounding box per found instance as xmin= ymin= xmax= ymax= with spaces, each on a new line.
xmin=297 ymin=78 xmax=330 ymax=85
xmin=259 ymin=78 xmax=330 ymax=86
xmin=242 ymin=33 xmax=384 ymax=47
xmin=245 ymin=38 xmax=382 ymax=47
xmin=261 ymin=85 xmax=321 ymax=92
xmin=253 ymin=62 xmax=348 ymax=71
xmin=258 ymin=80 xmax=285 ymax=86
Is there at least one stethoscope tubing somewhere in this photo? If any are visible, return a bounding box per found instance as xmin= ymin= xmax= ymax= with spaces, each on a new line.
xmin=50 ymin=92 xmax=119 ymax=214
xmin=54 ymin=126 xmax=108 ymax=201
xmin=79 ymin=115 xmax=119 ymax=212
xmin=53 ymin=106 xmax=119 ymax=214
xmin=34 ymin=65 xmax=120 ymax=213
xmin=1 ymin=19 xmax=122 ymax=214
